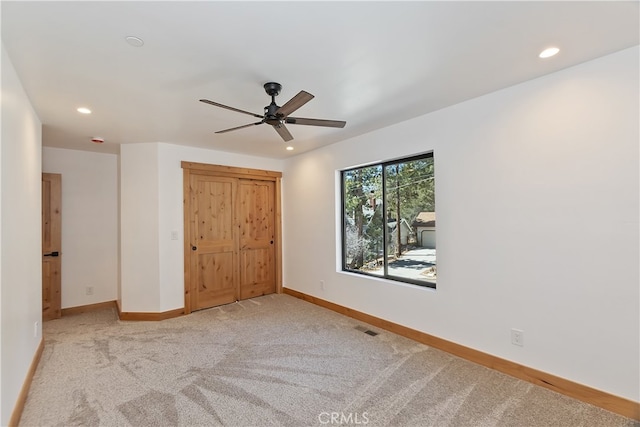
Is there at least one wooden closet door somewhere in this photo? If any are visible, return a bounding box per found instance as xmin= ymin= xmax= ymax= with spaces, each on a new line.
xmin=238 ymin=179 xmax=276 ymax=300
xmin=189 ymin=174 xmax=238 ymax=310
xmin=183 ymin=162 xmax=282 ymax=314
xmin=42 ymin=173 xmax=62 ymax=321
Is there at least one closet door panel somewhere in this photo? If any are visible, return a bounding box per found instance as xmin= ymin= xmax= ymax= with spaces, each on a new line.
xmin=238 ymin=180 xmax=276 ymax=299
xmin=190 ymin=175 xmax=238 ymax=310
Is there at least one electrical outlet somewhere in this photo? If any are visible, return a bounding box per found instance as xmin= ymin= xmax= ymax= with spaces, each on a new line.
xmin=34 ymin=321 xmax=39 ymax=338
xmin=511 ymin=328 xmax=524 ymax=346
xmin=320 ymin=280 xmax=325 ymax=290
xmin=86 ymin=286 xmax=94 ymax=296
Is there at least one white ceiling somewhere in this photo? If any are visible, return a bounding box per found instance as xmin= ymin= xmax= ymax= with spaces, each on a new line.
xmin=2 ymin=1 xmax=638 ymax=159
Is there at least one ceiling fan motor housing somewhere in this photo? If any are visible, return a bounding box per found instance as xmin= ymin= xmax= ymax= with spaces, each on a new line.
xmin=264 ymin=103 xmax=281 ymax=125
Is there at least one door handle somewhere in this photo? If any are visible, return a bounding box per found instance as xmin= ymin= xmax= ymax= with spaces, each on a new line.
xmin=44 ymin=251 xmax=59 ymax=257
xmin=192 ymin=246 xmax=197 ymax=251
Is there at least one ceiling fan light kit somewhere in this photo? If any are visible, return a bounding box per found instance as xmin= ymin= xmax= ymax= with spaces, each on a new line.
xmin=200 ymin=82 xmax=346 ymax=143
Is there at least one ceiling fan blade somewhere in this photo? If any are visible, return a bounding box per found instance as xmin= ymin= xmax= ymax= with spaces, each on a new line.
xmin=276 ymin=91 xmax=314 ymax=117
xmin=272 ymin=123 xmax=293 ymax=142
xmin=285 ymin=117 xmax=346 ymax=128
xmin=215 ymin=121 xmax=263 ymax=134
xmin=200 ymin=99 xmax=263 ymax=119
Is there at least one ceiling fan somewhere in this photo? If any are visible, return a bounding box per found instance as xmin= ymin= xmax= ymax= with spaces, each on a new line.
xmin=199 ymin=82 xmax=346 ymax=142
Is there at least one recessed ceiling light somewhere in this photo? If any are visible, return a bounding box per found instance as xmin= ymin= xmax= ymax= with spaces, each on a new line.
xmin=125 ymin=36 xmax=144 ymax=47
xmin=91 ymin=137 xmax=104 ymax=144
xmin=77 ymin=107 xmax=91 ymax=114
xmin=286 ymin=146 xmax=294 ymax=151
xmin=539 ymin=47 xmax=560 ymax=59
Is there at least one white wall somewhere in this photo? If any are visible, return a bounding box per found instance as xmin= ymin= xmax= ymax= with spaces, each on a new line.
xmin=120 ymin=143 xmax=161 ymax=312
xmin=282 ymin=47 xmax=639 ymax=401
xmin=42 ymin=147 xmax=118 ymax=308
xmin=0 ymin=43 xmax=43 ymax=425
xmin=121 ymin=142 xmax=283 ymax=312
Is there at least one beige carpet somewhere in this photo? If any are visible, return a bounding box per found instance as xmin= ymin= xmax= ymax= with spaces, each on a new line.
xmin=20 ymin=294 xmax=637 ymax=426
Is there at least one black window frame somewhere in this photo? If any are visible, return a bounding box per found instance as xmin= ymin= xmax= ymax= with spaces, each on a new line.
xmin=340 ymin=152 xmax=436 ymax=289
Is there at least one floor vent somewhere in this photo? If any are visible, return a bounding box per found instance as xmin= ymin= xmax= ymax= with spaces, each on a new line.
xmin=355 ymin=325 xmax=378 ymax=336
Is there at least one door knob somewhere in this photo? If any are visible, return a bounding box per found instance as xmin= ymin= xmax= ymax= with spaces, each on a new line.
xmin=192 ymin=246 xmax=197 ymax=251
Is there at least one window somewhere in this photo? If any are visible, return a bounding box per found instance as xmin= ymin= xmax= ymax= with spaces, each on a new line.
xmin=341 ymin=153 xmax=436 ymax=288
